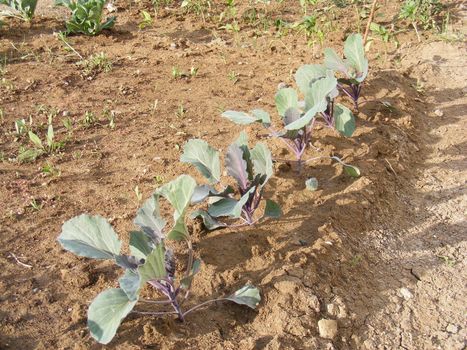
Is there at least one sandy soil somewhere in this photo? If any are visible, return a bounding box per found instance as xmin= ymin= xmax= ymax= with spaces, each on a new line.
xmin=0 ymin=0 xmax=466 ymax=349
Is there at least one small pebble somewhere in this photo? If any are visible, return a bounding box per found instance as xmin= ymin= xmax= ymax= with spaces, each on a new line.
xmin=318 ymin=319 xmax=338 ymax=339
xmin=446 ymin=324 xmax=458 ymax=334
xmin=399 ymin=287 xmax=413 ymax=300
xmin=434 ymin=109 xmax=443 ymax=117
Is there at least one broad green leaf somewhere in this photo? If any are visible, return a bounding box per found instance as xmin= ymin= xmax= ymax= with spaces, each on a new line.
xmin=284 ymin=106 xmax=317 ymax=131
xmin=250 ymin=143 xmax=273 ymax=183
xmin=208 ymin=187 xmax=255 ymax=218
xmin=295 ymin=64 xmax=327 ymax=95
xmin=334 ymin=104 xmax=356 ymax=137
xmin=283 ymin=108 xmax=302 ymax=126
xmin=138 ymin=243 xmax=166 ymax=284
xmin=305 ymin=177 xmax=319 ymax=191
xmin=344 ymin=164 xmax=361 ymax=178
xmin=222 ymin=111 xmax=258 ymax=125
xmin=304 ymin=73 xmax=338 ymax=112
xmin=166 ymin=216 xmax=189 ymax=240
xmin=87 ymin=288 xmax=137 ymax=344
xmin=344 ymin=33 xmax=368 ymax=82
xmin=264 ymin=200 xmax=281 ymax=218
xmin=324 ymin=48 xmax=348 ymax=76
xmin=129 ymin=231 xmax=153 ymax=259
xmin=191 ymin=184 xmax=217 ymax=204
xmin=156 ymin=175 xmax=196 ymax=217
xmin=58 ymin=214 xmax=121 ymax=259
xmin=275 ymin=88 xmax=298 ymax=117
xmin=190 ymin=209 xmax=226 ymax=230
xmin=118 ymin=269 xmax=141 ymax=301
xmin=181 ymin=139 xmax=221 ymax=184
xmin=226 ymin=285 xmax=261 ymax=309
xmin=156 ymin=175 xmax=196 ymax=241
xmin=207 ymin=198 xmax=239 ymax=218
xmin=134 ymin=193 xmax=166 ymax=243
xmin=234 ymin=131 xmax=249 ymax=146
xmin=28 ymin=131 xmax=42 ymax=148
xmin=250 ymin=109 xmax=271 ymax=127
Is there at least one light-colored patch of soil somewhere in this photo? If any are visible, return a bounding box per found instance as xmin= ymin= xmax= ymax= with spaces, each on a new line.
xmin=0 ymin=1 xmax=465 ymax=349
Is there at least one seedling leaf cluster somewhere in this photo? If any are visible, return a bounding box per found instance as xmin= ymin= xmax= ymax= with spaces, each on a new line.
xmin=222 ymin=34 xmax=367 ymax=176
xmin=58 ymin=174 xmax=261 ymax=344
xmin=55 ymin=0 xmax=115 ymax=35
xmin=0 ymin=0 xmax=37 ymax=21
xmin=181 ymin=135 xmax=281 ymax=230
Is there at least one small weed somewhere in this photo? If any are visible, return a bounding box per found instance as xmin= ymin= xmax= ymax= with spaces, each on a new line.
xmin=370 ymin=22 xmax=390 ymax=42
xmin=350 ymin=255 xmax=362 ymax=266
xmin=176 ymin=105 xmax=186 ymax=118
xmin=228 ymin=71 xmax=238 ymax=83
xmin=102 ymin=108 xmax=116 ymax=129
xmin=82 ymin=111 xmax=97 ymax=127
xmin=152 ymin=0 xmax=173 ymax=10
xmin=63 ymin=117 xmax=73 ymax=134
xmin=134 ymin=185 xmax=143 ymax=202
xmin=30 ymin=198 xmax=42 ymax=211
xmin=190 ymin=67 xmax=199 ymax=77
xmin=399 ymin=0 xmax=443 ymax=41
xmin=15 ymin=118 xmax=29 ymax=136
xmin=153 ymin=174 xmax=165 ymax=185
xmin=139 ymin=10 xmax=153 ymax=29
xmin=181 ymin=0 xmax=211 ymax=22
xmin=78 ymin=52 xmax=112 ymax=78
xmin=42 ymin=162 xmax=61 ymax=177
xmin=437 ymin=255 xmax=456 ymax=267
xmin=172 ymin=66 xmax=182 ymax=79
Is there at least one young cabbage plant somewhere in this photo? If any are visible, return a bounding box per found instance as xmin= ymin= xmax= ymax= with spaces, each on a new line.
xmin=222 ymin=71 xmax=359 ymax=175
xmin=323 ymin=33 xmax=368 ymax=110
xmin=180 ymin=135 xmax=281 ymax=231
xmin=0 ymin=0 xmax=37 ymax=21
xmin=55 ymin=0 xmax=115 ymax=36
xmin=57 ymin=174 xmax=260 ymax=345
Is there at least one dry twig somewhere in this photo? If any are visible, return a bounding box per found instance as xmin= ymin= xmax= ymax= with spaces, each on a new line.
xmin=9 ymin=252 xmax=33 ymax=268
xmin=363 ymin=0 xmax=379 ymax=45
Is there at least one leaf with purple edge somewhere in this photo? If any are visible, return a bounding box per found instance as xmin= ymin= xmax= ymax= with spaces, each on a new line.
xmin=225 ymin=143 xmax=249 ymax=191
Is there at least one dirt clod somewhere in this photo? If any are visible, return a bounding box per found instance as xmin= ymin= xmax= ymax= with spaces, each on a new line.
xmin=318 ymin=319 xmax=338 ymax=340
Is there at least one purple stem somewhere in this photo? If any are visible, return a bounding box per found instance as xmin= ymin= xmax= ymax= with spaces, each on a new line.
xmin=182 ymin=298 xmax=228 ymax=317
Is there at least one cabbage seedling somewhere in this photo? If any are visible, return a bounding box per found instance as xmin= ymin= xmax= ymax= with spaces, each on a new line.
xmin=0 ymin=0 xmax=37 ymax=21
xmin=57 ymin=174 xmax=260 ymax=345
xmin=222 ymin=69 xmax=359 ymax=174
xmin=55 ymin=0 xmax=116 ymax=36
xmin=323 ymin=33 xmax=368 ymax=110
xmin=181 ymin=136 xmax=281 ymax=230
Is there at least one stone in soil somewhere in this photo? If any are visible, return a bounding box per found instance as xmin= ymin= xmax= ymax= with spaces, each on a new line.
xmin=318 ymin=319 xmax=338 ymax=339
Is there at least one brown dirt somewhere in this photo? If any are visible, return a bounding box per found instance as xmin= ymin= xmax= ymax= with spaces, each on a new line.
xmin=0 ymin=1 xmax=466 ymax=349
